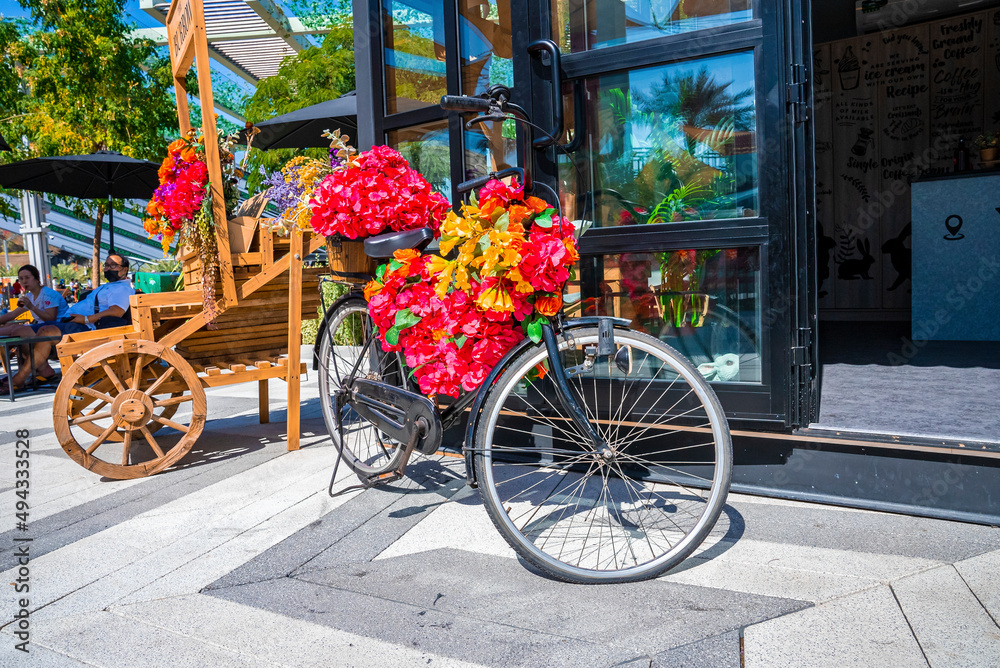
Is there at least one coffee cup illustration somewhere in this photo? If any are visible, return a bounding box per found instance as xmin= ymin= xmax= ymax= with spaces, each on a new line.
xmin=839 ymin=46 xmax=861 ymax=90
xmin=943 ymin=214 xmax=964 ymax=241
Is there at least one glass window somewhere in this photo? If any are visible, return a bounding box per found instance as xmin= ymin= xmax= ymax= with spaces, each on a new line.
xmin=463 ymin=121 xmax=518 ymax=183
xmin=570 ymin=247 xmax=762 ymax=383
xmin=459 ymin=0 xmax=513 ymax=95
xmin=386 ymin=120 xmax=452 ymax=197
xmin=553 ymin=0 xmax=752 ymax=53
xmin=383 ymin=0 xmax=447 ymax=114
xmin=561 ymin=51 xmax=758 ymax=227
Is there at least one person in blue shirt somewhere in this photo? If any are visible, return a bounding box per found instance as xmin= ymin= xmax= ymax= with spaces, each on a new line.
xmin=2 ymin=254 xmax=135 ymax=392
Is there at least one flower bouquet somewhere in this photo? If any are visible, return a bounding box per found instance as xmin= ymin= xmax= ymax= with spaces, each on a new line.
xmin=308 ymin=144 xmax=449 ymax=280
xmin=261 ymin=130 xmax=356 ymax=236
xmin=144 ymin=128 xmax=240 ymax=323
xmin=364 ymin=179 xmax=579 ymax=399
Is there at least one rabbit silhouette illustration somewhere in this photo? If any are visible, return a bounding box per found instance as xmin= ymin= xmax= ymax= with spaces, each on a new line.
xmin=837 ymin=238 xmax=874 ymax=280
xmin=882 ymin=223 xmax=911 ymax=292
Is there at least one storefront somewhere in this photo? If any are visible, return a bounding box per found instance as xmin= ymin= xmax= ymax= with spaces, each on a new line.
xmin=349 ymin=0 xmax=1000 ymax=522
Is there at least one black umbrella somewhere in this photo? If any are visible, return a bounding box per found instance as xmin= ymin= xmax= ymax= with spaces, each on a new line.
xmin=0 ymin=150 xmax=160 ymax=253
xmin=0 ymin=133 xmax=10 ymax=152
xmin=238 ymin=92 xmax=358 ymax=150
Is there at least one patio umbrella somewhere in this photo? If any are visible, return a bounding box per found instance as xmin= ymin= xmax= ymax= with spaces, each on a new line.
xmin=0 ymin=150 xmax=159 ymax=253
xmin=0 ymin=132 xmax=10 ymax=152
xmin=238 ymin=92 xmax=358 ymax=150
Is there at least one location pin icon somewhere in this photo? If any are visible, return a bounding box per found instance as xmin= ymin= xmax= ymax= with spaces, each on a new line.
xmin=944 ymin=215 xmax=964 ymax=240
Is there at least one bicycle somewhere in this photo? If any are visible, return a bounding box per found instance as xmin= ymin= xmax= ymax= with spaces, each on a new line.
xmin=316 ymin=86 xmax=733 ymax=584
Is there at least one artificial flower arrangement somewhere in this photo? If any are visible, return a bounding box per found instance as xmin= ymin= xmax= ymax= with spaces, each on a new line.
xmin=364 ymin=178 xmax=580 ymax=399
xmin=309 ymin=145 xmax=450 ymax=239
xmin=144 ymin=128 xmax=241 ymax=324
xmin=262 ymin=130 xmax=356 ymax=236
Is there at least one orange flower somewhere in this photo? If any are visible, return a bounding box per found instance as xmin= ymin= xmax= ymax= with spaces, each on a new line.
xmin=364 ymin=279 xmax=382 ymax=302
xmin=535 ymin=293 xmax=562 ymax=316
xmin=393 ymin=248 xmax=421 ymax=263
xmin=167 ymin=139 xmax=186 ymax=154
xmin=180 ymin=146 xmax=198 ymax=163
xmin=525 ymin=196 xmax=549 ymax=213
xmin=507 ymin=204 xmax=531 ymax=226
xmin=563 ymin=237 xmax=579 ymax=265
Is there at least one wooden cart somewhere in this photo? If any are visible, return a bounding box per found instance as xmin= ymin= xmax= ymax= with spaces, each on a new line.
xmin=50 ymin=0 xmax=327 ymax=479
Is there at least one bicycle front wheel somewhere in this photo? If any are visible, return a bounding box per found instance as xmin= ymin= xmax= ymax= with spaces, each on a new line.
xmin=318 ymin=296 xmax=406 ymax=476
xmin=473 ymin=326 xmax=732 ymax=584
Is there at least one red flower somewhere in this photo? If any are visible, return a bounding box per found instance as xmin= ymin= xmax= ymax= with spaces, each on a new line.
xmin=310 ymin=146 xmax=449 ymax=240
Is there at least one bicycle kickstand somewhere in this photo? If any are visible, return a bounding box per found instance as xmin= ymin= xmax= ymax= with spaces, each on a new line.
xmin=329 ymin=418 xmax=428 ymax=497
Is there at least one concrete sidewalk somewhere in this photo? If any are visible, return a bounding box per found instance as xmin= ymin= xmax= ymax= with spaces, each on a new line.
xmin=1 ymin=372 xmax=999 ymax=667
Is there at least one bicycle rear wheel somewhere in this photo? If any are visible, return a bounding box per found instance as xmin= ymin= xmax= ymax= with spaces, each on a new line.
xmin=318 ymin=296 xmax=406 ymax=476
xmin=473 ymin=326 xmax=731 ymax=584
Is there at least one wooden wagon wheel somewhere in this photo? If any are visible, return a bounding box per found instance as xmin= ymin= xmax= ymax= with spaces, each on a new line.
xmin=66 ymin=365 xmax=182 ymax=442
xmin=54 ymin=339 xmax=206 ymax=479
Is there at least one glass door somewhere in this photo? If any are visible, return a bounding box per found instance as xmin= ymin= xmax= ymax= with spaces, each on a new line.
xmin=506 ymin=0 xmax=813 ymax=428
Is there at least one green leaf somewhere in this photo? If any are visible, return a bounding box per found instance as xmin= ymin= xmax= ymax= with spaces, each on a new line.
xmin=385 ymin=326 xmax=401 ymax=346
xmin=455 ymin=335 xmax=468 ymax=349
xmin=376 ymin=263 xmax=386 ymax=281
xmin=389 ymin=259 xmax=403 ymax=271
xmin=533 ymin=214 xmax=553 ymax=228
xmin=478 ymin=234 xmax=492 ymax=252
xmin=495 ymin=211 xmax=509 ymax=232
xmin=394 ymin=308 xmax=421 ymax=329
xmin=527 ymin=318 xmax=544 ymax=344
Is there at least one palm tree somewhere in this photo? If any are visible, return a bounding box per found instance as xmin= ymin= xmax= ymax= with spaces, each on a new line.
xmin=634 ymin=67 xmax=754 ymax=156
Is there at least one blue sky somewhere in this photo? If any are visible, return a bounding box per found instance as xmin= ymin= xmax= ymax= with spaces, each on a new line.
xmin=0 ymin=1 xmax=165 ymax=28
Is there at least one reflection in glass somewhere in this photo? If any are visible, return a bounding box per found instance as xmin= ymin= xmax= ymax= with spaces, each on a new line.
xmin=570 ymin=247 xmax=762 ymax=383
xmin=464 ymin=121 xmax=518 ymax=183
xmin=386 ymin=120 xmax=452 ymax=197
xmin=459 ymin=0 xmax=513 ymax=95
xmin=561 ymin=51 xmax=758 ymax=227
xmin=553 ymin=0 xmax=752 ymax=52
xmin=459 ymin=1 xmax=516 ymax=182
xmin=383 ymin=0 xmax=446 ymax=114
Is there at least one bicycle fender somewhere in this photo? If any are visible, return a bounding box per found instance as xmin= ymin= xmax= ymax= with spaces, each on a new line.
xmin=462 ymin=316 xmax=632 ymax=487
xmin=312 ymin=290 xmax=363 ymax=370
xmin=462 ymin=335 xmax=538 ymax=487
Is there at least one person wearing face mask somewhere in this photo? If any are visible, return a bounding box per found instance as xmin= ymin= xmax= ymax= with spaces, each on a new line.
xmin=1 ymin=255 xmax=135 ymax=393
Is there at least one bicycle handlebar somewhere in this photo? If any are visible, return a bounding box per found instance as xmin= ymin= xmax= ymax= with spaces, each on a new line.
xmin=440 ymin=95 xmax=493 ymax=112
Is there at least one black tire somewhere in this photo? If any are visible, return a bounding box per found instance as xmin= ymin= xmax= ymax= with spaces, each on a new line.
xmin=318 ymin=296 xmax=406 ymax=476
xmin=473 ymin=326 xmax=732 ymax=584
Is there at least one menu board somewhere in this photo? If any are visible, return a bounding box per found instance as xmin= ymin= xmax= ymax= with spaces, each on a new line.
xmin=831 ymin=37 xmax=882 ymax=309
xmin=928 ymin=13 xmax=986 ymax=170
xmin=813 ymin=43 xmax=837 ymax=309
xmin=876 ymin=25 xmax=929 ymax=309
xmin=986 ymin=9 xmax=1000 ymax=132
xmin=818 ymin=10 xmax=994 ymax=314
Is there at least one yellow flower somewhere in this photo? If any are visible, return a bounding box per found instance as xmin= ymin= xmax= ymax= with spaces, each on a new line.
xmin=427 ymin=256 xmax=455 ymax=297
xmin=477 ymin=284 xmax=514 ymax=312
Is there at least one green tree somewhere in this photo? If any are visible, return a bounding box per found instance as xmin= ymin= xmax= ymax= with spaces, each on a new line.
xmin=635 ymin=67 xmax=754 ymax=156
xmin=1 ymin=0 xmax=177 ymax=285
xmin=242 ymin=21 xmax=356 ymax=195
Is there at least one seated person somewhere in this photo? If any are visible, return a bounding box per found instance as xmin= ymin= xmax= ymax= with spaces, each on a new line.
xmin=0 ymin=264 xmax=70 ymax=338
xmin=0 ymin=264 xmax=70 ymax=380
xmin=1 ymin=255 xmax=135 ymax=393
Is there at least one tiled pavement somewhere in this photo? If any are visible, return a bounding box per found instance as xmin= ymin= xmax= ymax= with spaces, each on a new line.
xmin=2 ymin=372 xmax=999 ymax=667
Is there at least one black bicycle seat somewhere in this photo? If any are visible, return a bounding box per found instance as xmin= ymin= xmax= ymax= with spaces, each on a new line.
xmin=363 ymin=227 xmax=434 ymax=260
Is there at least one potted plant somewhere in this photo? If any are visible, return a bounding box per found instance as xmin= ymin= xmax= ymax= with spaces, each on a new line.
xmin=972 ymin=131 xmax=998 ymax=164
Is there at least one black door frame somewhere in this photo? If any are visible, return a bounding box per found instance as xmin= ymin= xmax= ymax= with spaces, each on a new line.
xmin=351 ymin=0 xmax=818 ymax=430
xmin=512 ymin=0 xmax=816 ymax=429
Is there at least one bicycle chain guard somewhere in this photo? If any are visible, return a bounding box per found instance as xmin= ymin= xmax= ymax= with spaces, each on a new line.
xmin=350 ymin=379 xmax=443 ymax=455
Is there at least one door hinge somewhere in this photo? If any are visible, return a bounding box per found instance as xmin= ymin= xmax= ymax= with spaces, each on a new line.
xmin=787 ymin=64 xmax=810 ymax=124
